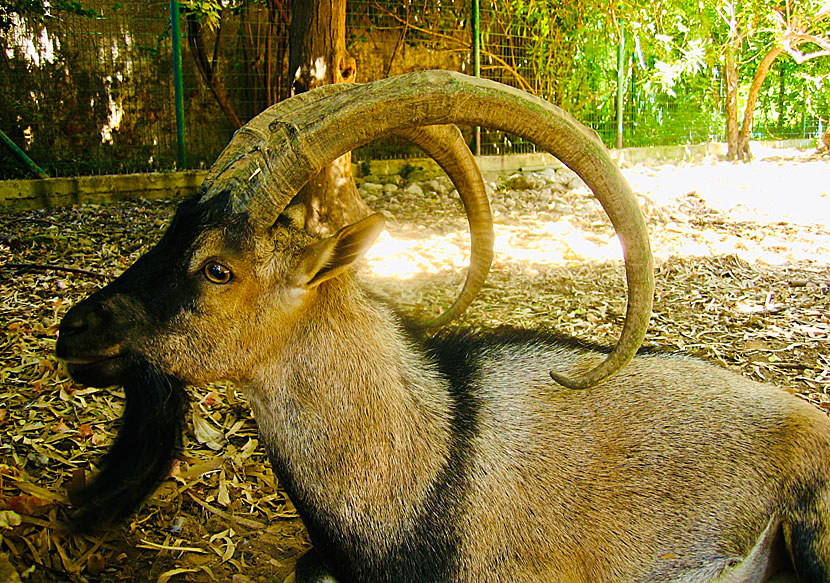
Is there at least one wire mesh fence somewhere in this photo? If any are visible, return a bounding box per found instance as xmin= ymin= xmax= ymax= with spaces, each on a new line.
xmin=0 ymin=0 xmax=826 ymax=180
xmin=1 ymin=1 xmax=179 ymax=177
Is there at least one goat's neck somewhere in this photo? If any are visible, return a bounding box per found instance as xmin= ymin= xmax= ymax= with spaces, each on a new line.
xmin=242 ymin=276 xmax=453 ymax=540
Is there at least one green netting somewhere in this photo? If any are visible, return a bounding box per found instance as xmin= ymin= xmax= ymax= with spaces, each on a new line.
xmin=0 ymin=0 xmax=826 ymax=179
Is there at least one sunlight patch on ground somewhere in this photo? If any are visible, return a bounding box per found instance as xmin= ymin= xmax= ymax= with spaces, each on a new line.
xmin=364 ymin=218 xmax=829 ymax=281
xmin=364 ymin=230 xmax=469 ymax=278
xmin=492 ymin=220 xmax=620 ymax=265
xmin=364 ymin=220 xmax=622 ymax=280
xmin=363 ymin=149 xmax=830 ymax=280
xmin=650 ymin=224 xmax=830 ymax=266
xmin=623 ymin=149 xmax=830 ymax=227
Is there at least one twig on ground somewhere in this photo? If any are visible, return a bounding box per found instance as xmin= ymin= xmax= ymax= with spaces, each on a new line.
xmin=4 ymin=263 xmax=108 ymax=280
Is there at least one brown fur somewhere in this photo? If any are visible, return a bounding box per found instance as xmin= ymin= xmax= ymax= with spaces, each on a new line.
xmin=58 ymin=212 xmax=830 ymax=582
xmin=249 ymin=271 xmax=830 ymax=582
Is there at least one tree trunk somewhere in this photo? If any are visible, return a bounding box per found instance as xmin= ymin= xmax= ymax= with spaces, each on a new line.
xmin=289 ymin=0 xmax=368 ymax=235
xmin=736 ymin=45 xmax=785 ymax=161
xmin=724 ymin=37 xmax=741 ymax=161
xmin=777 ymin=61 xmax=785 ymax=135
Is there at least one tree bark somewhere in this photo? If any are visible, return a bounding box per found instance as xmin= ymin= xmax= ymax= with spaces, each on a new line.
xmin=724 ymin=37 xmax=741 ymax=161
xmin=289 ymin=0 xmax=368 ymax=235
xmin=736 ymin=45 xmax=785 ymax=161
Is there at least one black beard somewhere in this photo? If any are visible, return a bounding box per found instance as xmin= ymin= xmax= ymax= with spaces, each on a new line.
xmin=68 ymin=361 xmax=189 ymax=532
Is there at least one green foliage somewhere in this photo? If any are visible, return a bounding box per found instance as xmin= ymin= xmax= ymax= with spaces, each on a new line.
xmin=179 ymin=0 xmax=225 ymax=31
xmin=753 ymin=56 xmax=830 ymax=138
xmin=398 ymin=162 xmax=417 ymax=180
xmin=481 ymin=0 xmax=606 ymax=104
xmin=2 ymin=0 xmax=829 ymax=177
xmin=0 ymin=0 xmax=97 ymax=31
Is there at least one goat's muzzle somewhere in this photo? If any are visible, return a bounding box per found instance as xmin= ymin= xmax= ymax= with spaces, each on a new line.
xmin=57 ymin=297 xmax=132 ymax=387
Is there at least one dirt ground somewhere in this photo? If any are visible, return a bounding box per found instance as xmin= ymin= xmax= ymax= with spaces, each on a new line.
xmin=1 ymin=147 xmax=829 ymax=582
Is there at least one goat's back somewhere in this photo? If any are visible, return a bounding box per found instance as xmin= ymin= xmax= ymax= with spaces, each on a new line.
xmin=423 ymin=328 xmax=830 ymax=582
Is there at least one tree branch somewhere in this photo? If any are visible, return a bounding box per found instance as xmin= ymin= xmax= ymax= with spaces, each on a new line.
xmin=184 ymin=11 xmax=243 ymax=129
xmin=369 ymin=1 xmax=533 ymax=93
xmin=782 ymin=30 xmax=830 ymax=63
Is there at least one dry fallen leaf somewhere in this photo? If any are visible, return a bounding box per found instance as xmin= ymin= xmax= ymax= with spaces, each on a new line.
xmin=4 ymin=494 xmax=49 ymax=516
xmin=193 ymin=408 xmax=226 ymax=451
xmin=157 ymin=567 xmax=200 ymax=583
xmin=86 ymin=553 xmax=106 ymax=576
xmin=1 ymin=156 xmax=828 ymax=582
xmin=52 ymin=418 xmax=71 ymax=433
xmin=0 ymin=510 xmax=22 ymax=528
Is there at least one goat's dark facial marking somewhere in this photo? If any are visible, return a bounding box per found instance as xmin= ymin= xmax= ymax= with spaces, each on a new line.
xmin=56 ymin=195 xmax=305 ymax=387
xmin=56 ymin=196 xmax=385 ymax=391
xmin=57 ymin=197 xmax=213 ymax=386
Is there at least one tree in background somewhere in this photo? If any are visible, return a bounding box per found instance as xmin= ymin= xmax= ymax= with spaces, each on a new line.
xmin=0 ymin=0 xmax=96 ymax=31
xmin=181 ymin=0 xmax=366 ymax=233
xmin=180 ymin=0 xmax=290 ymax=129
xmin=288 ymin=0 xmax=368 ymax=234
xmin=718 ymin=0 xmax=830 ymax=160
xmin=5 ymin=0 xmax=828 ymax=180
xmin=614 ymin=0 xmax=829 ymax=158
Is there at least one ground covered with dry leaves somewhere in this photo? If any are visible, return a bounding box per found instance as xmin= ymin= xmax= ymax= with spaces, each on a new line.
xmin=1 ymin=148 xmax=829 ymax=582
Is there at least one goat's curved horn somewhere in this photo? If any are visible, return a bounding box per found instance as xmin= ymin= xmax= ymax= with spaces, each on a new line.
xmin=201 ymin=85 xmax=493 ymax=329
xmin=202 ymin=70 xmax=653 ymax=389
xmin=393 ymin=125 xmax=493 ymax=328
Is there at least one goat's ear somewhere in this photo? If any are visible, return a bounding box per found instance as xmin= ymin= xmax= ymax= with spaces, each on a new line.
xmin=294 ymin=213 xmax=385 ymax=288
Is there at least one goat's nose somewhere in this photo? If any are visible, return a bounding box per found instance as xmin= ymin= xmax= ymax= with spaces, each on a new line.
xmin=59 ymin=301 xmax=103 ymax=338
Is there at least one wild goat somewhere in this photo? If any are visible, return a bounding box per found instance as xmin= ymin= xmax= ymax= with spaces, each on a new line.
xmin=56 ymin=71 xmax=830 ymax=583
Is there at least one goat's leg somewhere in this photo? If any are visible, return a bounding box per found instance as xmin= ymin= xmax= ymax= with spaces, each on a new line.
xmin=293 ymin=548 xmax=338 ymax=583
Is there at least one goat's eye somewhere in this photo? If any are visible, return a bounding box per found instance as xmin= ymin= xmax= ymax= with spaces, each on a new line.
xmin=203 ymin=262 xmax=232 ymax=284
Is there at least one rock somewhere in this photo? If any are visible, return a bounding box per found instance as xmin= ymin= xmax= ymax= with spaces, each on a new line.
xmin=404 ymin=182 xmax=424 ymax=196
xmin=505 ymin=172 xmax=546 ymax=190
xmin=537 ymin=210 xmax=561 ymax=222
xmin=556 ymin=167 xmax=580 ymax=187
xmin=381 ymin=174 xmax=404 ymax=186
xmin=403 ymin=168 xmax=433 ymax=182
xmin=504 ymin=173 xmax=533 ymax=190
xmin=547 ymin=181 xmax=568 ymax=193
xmin=361 ymin=182 xmax=384 ymax=194
xmin=363 ymin=174 xmax=382 ymax=184
xmin=436 ymin=175 xmax=453 ymax=190
xmin=537 ymin=167 xmax=560 ymax=183
xmin=382 ymin=183 xmax=400 ymax=194
xmin=422 ymin=179 xmax=448 ymax=195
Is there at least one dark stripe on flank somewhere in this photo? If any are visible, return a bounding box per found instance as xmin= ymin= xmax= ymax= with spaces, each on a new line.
xmin=266 ymin=322 xmax=483 ymax=582
xmin=364 ymin=330 xmax=483 ymax=582
xmin=788 ymin=485 xmax=829 ymax=583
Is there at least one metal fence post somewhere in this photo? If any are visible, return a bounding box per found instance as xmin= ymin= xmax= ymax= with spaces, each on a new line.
xmin=0 ymin=129 xmax=49 ymax=179
xmin=170 ymin=0 xmax=187 ymax=169
xmin=472 ymin=0 xmax=481 ymax=155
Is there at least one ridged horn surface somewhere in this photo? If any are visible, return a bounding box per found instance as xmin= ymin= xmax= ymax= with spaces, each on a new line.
xmin=200 ymin=70 xmax=654 ymax=389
